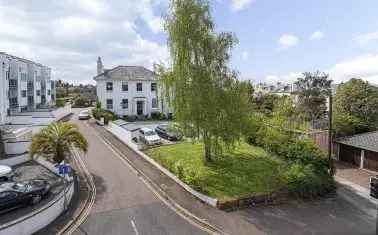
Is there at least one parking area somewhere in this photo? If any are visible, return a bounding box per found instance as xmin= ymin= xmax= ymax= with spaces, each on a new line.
xmin=0 ymin=161 xmax=65 ymax=225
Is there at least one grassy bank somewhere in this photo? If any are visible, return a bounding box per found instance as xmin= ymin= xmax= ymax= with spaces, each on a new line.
xmin=144 ymin=142 xmax=287 ymax=200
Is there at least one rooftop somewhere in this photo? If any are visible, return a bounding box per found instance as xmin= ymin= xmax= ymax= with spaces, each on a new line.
xmin=93 ymin=65 xmax=155 ymax=81
xmin=336 ymin=131 xmax=378 ymax=153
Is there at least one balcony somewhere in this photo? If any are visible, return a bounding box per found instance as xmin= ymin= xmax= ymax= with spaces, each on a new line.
xmin=9 ymin=79 xmax=18 ymax=88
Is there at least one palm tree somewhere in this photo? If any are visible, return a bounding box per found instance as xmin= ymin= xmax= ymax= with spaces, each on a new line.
xmin=30 ymin=122 xmax=88 ymax=163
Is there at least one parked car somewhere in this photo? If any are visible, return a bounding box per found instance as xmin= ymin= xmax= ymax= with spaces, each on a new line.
xmin=78 ymin=110 xmax=91 ymax=120
xmin=155 ymin=124 xmax=183 ymax=141
xmin=0 ymin=179 xmax=51 ymax=212
xmin=138 ymin=128 xmax=162 ymax=145
xmin=0 ymin=165 xmax=13 ymax=182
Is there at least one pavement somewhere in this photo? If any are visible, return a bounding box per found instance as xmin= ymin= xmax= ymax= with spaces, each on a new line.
xmin=69 ymin=109 xmax=208 ymax=235
xmin=70 ymin=108 xmax=377 ymax=235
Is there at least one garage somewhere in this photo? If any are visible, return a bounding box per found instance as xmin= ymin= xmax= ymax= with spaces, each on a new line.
xmin=339 ymin=144 xmax=361 ymax=166
xmin=336 ymin=131 xmax=378 ymax=171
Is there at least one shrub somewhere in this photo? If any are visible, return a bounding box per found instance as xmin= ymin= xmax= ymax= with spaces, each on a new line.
xmin=92 ymin=108 xmax=116 ymax=124
xmin=72 ymin=96 xmax=90 ymax=108
xmin=255 ymin=125 xmax=292 ymax=156
xmin=285 ymin=163 xmax=334 ymax=198
xmin=151 ymin=111 xmax=162 ymax=120
xmin=56 ymin=98 xmax=66 ymax=107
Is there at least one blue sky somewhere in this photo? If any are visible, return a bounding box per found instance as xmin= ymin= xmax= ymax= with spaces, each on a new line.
xmin=0 ymin=0 xmax=377 ymax=84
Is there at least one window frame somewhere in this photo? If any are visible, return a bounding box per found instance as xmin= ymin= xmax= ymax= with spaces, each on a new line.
xmin=106 ymin=82 xmax=113 ymax=92
xmin=106 ymin=99 xmax=113 ymax=109
xmin=136 ymin=83 xmax=143 ymax=92
xmin=151 ymin=83 xmax=157 ymax=92
xmin=152 ymin=98 xmax=158 ymax=108
xmin=121 ymin=99 xmax=128 ymax=109
xmin=122 ymin=82 xmax=128 ymax=92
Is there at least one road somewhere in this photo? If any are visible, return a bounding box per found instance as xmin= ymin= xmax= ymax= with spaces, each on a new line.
xmin=70 ymin=110 xmax=207 ymax=235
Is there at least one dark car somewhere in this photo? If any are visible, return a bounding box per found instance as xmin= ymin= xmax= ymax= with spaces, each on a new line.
xmin=0 ymin=179 xmax=51 ymax=212
xmin=155 ymin=124 xmax=183 ymax=141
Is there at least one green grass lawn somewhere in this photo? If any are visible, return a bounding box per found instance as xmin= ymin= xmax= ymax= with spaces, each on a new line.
xmin=144 ymin=142 xmax=287 ymax=200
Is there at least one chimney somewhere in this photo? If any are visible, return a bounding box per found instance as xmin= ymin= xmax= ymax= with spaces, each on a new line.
xmin=97 ymin=57 xmax=104 ymax=75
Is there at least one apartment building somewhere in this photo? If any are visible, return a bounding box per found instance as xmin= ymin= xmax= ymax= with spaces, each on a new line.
xmin=0 ymin=52 xmax=55 ymax=123
xmin=94 ymin=57 xmax=171 ymax=118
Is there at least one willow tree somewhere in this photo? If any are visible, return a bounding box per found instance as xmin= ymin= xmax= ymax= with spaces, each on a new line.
xmin=159 ymin=0 xmax=251 ymax=162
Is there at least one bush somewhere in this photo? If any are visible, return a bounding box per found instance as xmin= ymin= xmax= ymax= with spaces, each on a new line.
xmin=255 ymin=125 xmax=292 ymax=156
xmin=151 ymin=111 xmax=165 ymax=120
xmin=285 ymin=163 xmax=334 ymax=198
xmin=72 ymin=96 xmax=90 ymax=108
xmin=92 ymin=108 xmax=116 ymax=124
xmin=56 ymin=98 xmax=66 ymax=107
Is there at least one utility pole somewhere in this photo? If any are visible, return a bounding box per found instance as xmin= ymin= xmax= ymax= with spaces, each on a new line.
xmin=328 ymin=94 xmax=333 ymax=171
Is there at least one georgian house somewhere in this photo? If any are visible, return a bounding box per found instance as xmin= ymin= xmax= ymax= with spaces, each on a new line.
xmin=94 ymin=57 xmax=171 ymax=118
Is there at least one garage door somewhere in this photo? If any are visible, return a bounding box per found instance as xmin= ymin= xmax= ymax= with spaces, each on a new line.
xmin=363 ymin=150 xmax=378 ymax=172
xmin=339 ymin=144 xmax=361 ymax=166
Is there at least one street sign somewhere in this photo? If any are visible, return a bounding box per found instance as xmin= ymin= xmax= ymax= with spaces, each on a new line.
xmin=58 ymin=164 xmax=70 ymax=175
xmin=370 ymin=176 xmax=378 ymax=199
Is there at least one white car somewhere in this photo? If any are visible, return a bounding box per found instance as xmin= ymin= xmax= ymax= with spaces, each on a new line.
xmin=0 ymin=165 xmax=13 ymax=182
xmin=138 ymin=128 xmax=162 ymax=145
xmin=78 ymin=110 xmax=90 ymax=120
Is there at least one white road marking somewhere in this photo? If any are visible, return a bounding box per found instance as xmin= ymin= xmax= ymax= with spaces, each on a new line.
xmin=131 ymin=220 xmax=140 ymax=235
xmin=83 ymin=122 xmax=216 ymax=235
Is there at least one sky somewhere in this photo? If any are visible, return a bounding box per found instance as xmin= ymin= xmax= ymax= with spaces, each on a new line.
xmin=0 ymin=0 xmax=378 ymax=85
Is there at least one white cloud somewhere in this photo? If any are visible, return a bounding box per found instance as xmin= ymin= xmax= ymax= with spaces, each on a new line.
xmin=231 ymin=0 xmax=256 ymax=12
xmin=328 ymin=54 xmax=378 ymax=84
xmin=278 ymin=34 xmax=299 ymax=49
xmin=355 ymin=31 xmax=378 ymax=45
xmin=0 ymin=0 xmax=168 ymax=84
xmin=310 ymin=31 xmax=324 ymax=40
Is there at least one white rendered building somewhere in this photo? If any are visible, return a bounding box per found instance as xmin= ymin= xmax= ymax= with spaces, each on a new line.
xmin=94 ymin=57 xmax=171 ymax=118
xmin=0 ymin=52 xmax=56 ymax=124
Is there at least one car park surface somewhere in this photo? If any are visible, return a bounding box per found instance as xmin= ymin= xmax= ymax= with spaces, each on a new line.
xmin=0 ymin=161 xmax=64 ymax=226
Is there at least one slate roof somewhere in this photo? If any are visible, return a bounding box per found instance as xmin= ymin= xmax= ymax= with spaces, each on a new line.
xmin=336 ymin=131 xmax=378 ymax=153
xmin=93 ymin=65 xmax=155 ymax=81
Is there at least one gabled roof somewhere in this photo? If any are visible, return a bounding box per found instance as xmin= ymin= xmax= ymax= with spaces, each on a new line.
xmin=336 ymin=131 xmax=378 ymax=153
xmin=93 ymin=65 xmax=155 ymax=81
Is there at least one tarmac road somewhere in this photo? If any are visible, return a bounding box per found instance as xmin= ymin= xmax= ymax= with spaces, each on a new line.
xmin=70 ymin=109 xmax=207 ymax=235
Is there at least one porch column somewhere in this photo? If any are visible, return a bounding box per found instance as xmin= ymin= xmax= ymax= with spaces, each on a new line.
xmin=360 ymin=149 xmax=365 ymax=169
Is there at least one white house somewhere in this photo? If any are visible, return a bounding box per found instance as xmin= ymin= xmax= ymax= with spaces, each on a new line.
xmin=94 ymin=57 xmax=171 ymax=118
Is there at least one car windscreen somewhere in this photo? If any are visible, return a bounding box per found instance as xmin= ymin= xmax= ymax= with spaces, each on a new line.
xmin=144 ymin=131 xmax=156 ymax=136
xmin=12 ymin=183 xmax=26 ymax=191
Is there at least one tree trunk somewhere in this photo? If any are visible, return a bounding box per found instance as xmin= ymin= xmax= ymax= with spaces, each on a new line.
xmin=0 ymin=130 xmax=5 ymax=159
xmin=203 ymin=132 xmax=212 ymax=162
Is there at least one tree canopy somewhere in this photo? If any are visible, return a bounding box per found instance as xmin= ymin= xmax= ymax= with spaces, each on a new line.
xmin=295 ymin=71 xmax=332 ymax=122
xmin=159 ymin=0 xmax=251 ymax=162
xmin=333 ymin=78 xmax=378 ymax=136
xmin=30 ymin=122 xmax=88 ymax=163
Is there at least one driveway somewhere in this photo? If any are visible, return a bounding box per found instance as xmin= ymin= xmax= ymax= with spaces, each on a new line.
xmin=70 ymin=109 xmax=207 ymax=235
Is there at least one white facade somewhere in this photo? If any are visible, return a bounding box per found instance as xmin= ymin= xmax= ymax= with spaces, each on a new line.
xmin=0 ymin=52 xmax=55 ymax=124
xmin=94 ymin=57 xmax=171 ymax=118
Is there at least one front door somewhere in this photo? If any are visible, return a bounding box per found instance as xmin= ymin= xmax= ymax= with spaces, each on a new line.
xmin=137 ymin=101 xmax=144 ymax=115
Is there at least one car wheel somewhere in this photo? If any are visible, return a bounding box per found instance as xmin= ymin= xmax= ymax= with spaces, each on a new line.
xmin=31 ymin=194 xmax=42 ymax=205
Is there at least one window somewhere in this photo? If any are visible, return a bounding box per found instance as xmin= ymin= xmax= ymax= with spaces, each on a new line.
xmin=36 ymin=90 xmax=41 ymax=96
xmin=121 ymin=99 xmax=128 ymax=109
xmin=106 ymin=99 xmax=113 ymax=109
xmin=151 ymin=83 xmax=157 ymax=91
xmin=152 ymin=98 xmax=158 ymax=108
xmin=137 ymin=83 xmax=143 ymax=91
xmin=106 ymin=82 xmax=113 ymax=91
xmin=47 ymin=90 xmax=51 ymax=95
xmin=21 ymin=90 xmax=26 ymax=98
xmin=122 ymin=82 xmax=128 ymax=92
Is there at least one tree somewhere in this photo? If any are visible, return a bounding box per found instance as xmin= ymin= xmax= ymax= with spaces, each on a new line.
xmin=333 ymin=78 xmax=378 ymax=136
xmin=30 ymin=122 xmax=88 ymax=163
xmin=159 ymin=0 xmax=251 ymax=162
xmin=295 ymin=71 xmax=332 ymax=122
